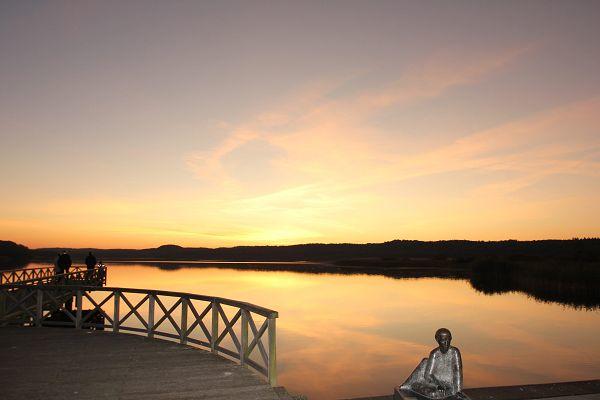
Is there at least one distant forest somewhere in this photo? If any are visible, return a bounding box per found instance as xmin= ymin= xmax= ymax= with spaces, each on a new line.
xmin=2 ymin=239 xmax=599 ymax=309
xmin=0 ymin=241 xmax=31 ymax=268
xmin=1 ymin=238 xmax=599 ymax=265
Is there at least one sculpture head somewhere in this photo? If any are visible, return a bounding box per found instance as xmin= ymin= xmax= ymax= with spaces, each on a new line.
xmin=435 ymin=328 xmax=452 ymax=354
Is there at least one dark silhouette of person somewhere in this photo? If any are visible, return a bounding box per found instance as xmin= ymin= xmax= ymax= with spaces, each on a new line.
xmin=56 ymin=251 xmax=73 ymax=310
xmin=85 ymin=252 xmax=97 ymax=270
xmin=54 ymin=253 xmax=63 ymax=275
xmin=57 ymin=251 xmax=72 ymax=275
xmin=64 ymin=251 xmax=72 ymax=274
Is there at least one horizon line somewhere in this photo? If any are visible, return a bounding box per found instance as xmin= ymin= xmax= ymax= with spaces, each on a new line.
xmin=8 ymin=236 xmax=598 ymax=251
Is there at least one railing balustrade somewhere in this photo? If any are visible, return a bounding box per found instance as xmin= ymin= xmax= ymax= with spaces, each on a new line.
xmin=0 ymin=283 xmax=278 ymax=386
xmin=1 ymin=266 xmax=107 ymax=287
xmin=1 ymin=265 xmax=106 ymax=285
xmin=1 ymin=265 xmax=56 ymax=284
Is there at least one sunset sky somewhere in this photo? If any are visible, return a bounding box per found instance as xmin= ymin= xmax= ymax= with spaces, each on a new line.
xmin=1 ymin=1 xmax=599 ymax=248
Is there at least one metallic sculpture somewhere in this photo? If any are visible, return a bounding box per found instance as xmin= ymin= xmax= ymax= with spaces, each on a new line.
xmin=394 ymin=328 xmax=467 ymax=400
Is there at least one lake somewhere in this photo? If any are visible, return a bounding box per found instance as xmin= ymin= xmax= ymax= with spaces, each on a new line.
xmin=25 ymin=262 xmax=600 ymax=399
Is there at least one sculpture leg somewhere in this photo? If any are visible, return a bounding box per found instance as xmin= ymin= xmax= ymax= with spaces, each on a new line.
xmin=400 ymin=358 xmax=429 ymax=390
xmin=399 ymin=358 xmax=447 ymax=399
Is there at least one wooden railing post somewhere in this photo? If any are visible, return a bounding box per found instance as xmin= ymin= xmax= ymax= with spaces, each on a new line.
xmin=147 ymin=294 xmax=155 ymax=338
xmin=75 ymin=289 xmax=82 ymax=329
xmin=113 ymin=291 xmax=120 ymax=333
xmin=211 ymin=299 xmax=218 ymax=354
xmin=240 ymin=309 xmax=248 ymax=366
xmin=36 ymin=288 xmax=43 ymax=327
xmin=268 ymin=316 xmax=277 ymax=386
xmin=180 ymin=297 xmax=188 ymax=344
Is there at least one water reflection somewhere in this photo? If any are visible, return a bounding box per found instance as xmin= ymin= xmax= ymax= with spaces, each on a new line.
xmin=111 ymin=260 xmax=600 ymax=309
xmin=25 ymin=262 xmax=600 ymax=400
xmin=469 ymin=259 xmax=600 ymax=310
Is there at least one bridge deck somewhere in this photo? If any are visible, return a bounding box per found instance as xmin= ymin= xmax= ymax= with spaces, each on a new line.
xmin=0 ymin=327 xmax=281 ymax=400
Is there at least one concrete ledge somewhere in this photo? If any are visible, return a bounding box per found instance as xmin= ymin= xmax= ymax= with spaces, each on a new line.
xmin=344 ymin=380 xmax=600 ymax=400
xmin=463 ymin=380 xmax=600 ymax=400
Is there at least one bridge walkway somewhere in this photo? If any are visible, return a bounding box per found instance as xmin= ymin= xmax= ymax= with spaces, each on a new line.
xmin=0 ymin=326 xmax=283 ymax=400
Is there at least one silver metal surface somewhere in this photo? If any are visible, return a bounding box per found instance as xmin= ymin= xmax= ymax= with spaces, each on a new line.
xmin=398 ymin=328 xmax=464 ymax=400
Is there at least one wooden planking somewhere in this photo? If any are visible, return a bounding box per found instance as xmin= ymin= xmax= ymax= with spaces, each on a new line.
xmin=0 ymin=327 xmax=281 ymax=400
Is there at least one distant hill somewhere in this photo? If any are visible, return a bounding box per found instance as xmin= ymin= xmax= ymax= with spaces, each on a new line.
xmin=0 ymin=240 xmax=32 ymax=268
xmin=3 ymin=239 xmax=599 ymax=308
xmin=29 ymin=238 xmax=600 ymax=263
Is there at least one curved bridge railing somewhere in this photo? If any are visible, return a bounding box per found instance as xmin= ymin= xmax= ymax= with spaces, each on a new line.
xmin=1 ymin=265 xmax=59 ymax=284
xmin=1 ymin=266 xmax=107 ymax=287
xmin=0 ymin=284 xmax=278 ymax=386
xmin=1 ymin=265 xmax=106 ymax=285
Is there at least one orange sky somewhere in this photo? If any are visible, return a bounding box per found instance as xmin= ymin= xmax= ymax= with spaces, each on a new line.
xmin=1 ymin=2 xmax=599 ymax=248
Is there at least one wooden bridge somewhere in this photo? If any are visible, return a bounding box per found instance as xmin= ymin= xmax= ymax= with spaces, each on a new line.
xmin=0 ymin=265 xmax=285 ymax=400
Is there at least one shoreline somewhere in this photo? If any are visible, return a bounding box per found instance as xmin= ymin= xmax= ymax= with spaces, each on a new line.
xmin=14 ymin=257 xmax=600 ymax=310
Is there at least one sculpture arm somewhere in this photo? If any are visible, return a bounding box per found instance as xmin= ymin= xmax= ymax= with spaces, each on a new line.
xmin=453 ymin=349 xmax=463 ymax=392
xmin=424 ymin=351 xmax=436 ymax=382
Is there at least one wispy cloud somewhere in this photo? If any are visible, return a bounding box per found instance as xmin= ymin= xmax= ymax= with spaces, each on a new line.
xmin=185 ymin=46 xmax=531 ymax=188
xmin=357 ymin=45 xmax=532 ymax=110
xmin=181 ymin=42 xmax=600 ymax=243
xmin=9 ymin=43 xmax=599 ymax=247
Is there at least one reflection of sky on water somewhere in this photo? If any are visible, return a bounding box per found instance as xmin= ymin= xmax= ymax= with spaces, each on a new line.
xmin=46 ymin=263 xmax=600 ymax=400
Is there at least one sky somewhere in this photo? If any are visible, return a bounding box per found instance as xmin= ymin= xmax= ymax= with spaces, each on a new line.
xmin=1 ymin=1 xmax=599 ymax=248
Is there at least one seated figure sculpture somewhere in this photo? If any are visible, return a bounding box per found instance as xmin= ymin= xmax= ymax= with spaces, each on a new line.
xmin=396 ymin=328 xmax=466 ymax=400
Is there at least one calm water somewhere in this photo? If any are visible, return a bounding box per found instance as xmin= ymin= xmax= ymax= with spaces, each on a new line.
xmin=29 ymin=262 xmax=600 ymax=399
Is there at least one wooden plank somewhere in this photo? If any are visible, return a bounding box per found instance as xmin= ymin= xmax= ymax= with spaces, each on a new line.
xmin=113 ymin=291 xmax=120 ymax=333
xmin=268 ymin=317 xmax=277 ymax=387
xmin=180 ymin=297 xmax=188 ymax=344
xmin=148 ymin=294 xmax=155 ymax=338
xmin=212 ymin=300 xmax=219 ymax=354
xmin=241 ymin=309 xmax=249 ymax=366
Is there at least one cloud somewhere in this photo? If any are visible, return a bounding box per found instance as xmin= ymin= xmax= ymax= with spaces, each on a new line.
xmin=185 ymin=45 xmax=531 ymax=189
xmin=175 ymin=44 xmax=597 ymax=242
xmin=13 ymin=43 xmax=598 ymax=247
xmin=357 ymin=45 xmax=531 ymax=110
xmin=414 ymin=97 xmax=600 ymax=197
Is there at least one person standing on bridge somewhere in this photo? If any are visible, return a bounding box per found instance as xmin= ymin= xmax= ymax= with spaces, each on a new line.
xmin=57 ymin=251 xmax=73 ymax=310
xmin=85 ymin=252 xmax=97 ymax=270
xmin=57 ymin=251 xmax=72 ymax=275
xmin=54 ymin=253 xmax=63 ymax=275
